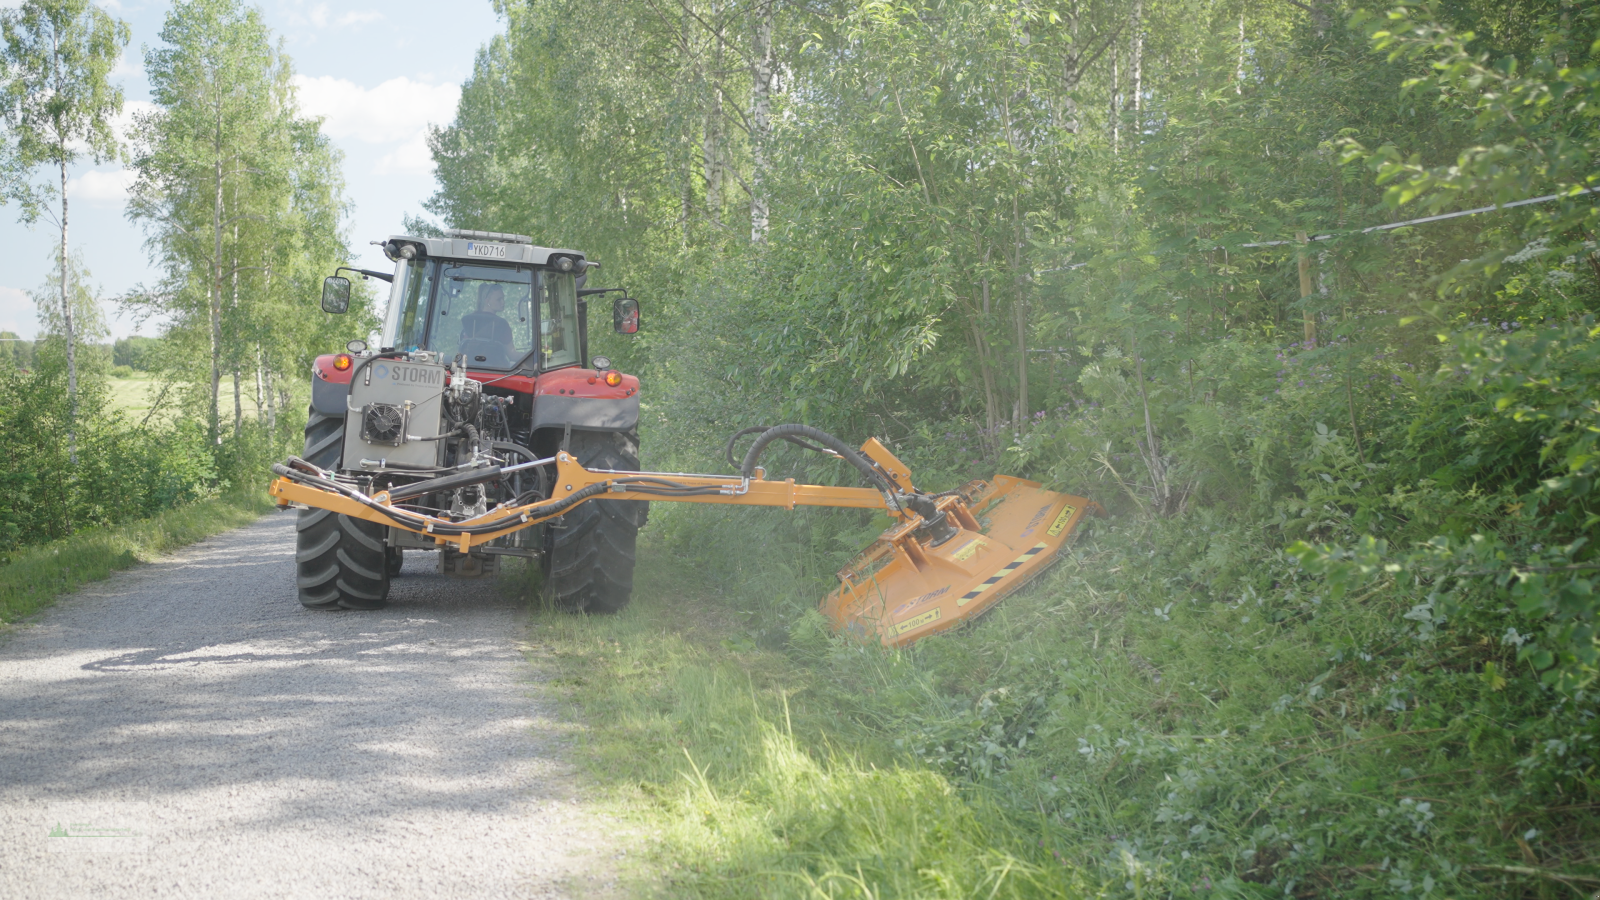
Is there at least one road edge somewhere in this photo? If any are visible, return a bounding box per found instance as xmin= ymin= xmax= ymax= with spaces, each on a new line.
xmin=0 ymin=489 xmax=277 ymax=627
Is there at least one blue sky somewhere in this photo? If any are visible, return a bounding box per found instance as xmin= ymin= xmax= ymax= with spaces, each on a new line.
xmin=0 ymin=0 xmax=501 ymax=339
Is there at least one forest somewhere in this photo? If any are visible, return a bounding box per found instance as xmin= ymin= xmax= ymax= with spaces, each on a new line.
xmin=3 ymin=0 xmax=1599 ymax=895
xmin=426 ymin=0 xmax=1600 ymax=895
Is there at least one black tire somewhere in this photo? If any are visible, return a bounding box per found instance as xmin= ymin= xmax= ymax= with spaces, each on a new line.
xmin=295 ymin=507 xmax=391 ymax=610
xmin=386 ymin=546 xmax=404 ymax=577
xmin=545 ymin=430 xmax=646 ymax=614
xmin=302 ymin=405 xmax=344 ymax=470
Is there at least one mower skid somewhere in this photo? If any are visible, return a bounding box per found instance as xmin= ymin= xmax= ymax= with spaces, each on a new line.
xmin=821 ymin=476 xmax=1095 ymax=647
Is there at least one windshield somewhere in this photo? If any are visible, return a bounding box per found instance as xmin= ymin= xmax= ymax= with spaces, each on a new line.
xmin=380 ymin=260 xmax=581 ymax=370
xmin=426 ymin=263 xmax=536 ymax=369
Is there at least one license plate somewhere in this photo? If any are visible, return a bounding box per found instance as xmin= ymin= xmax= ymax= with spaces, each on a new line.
xmin=466 ymin=242 xmax=507 ymax=258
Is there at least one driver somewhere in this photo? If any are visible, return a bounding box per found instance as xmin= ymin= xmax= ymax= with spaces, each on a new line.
xmin=458 ymin=283 xmax=515 ymax=356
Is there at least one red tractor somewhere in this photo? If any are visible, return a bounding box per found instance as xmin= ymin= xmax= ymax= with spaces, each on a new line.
xmin=301 ymin=229 xmax=644 ymax=612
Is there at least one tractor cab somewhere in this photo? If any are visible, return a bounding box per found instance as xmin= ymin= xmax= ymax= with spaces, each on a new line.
xmin=312 ymin=229 xmax=643 ymax=465
xmin=367 ymin=229 xmax=637 ymax=373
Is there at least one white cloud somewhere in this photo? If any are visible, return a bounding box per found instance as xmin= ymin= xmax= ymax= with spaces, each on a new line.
xmin=113 ymin=101 xmax=156 ymax=145
xmin=376 ymin=131 xmax=435 ymax=176
xmin=68 ymin=169 xmax=136 ymax=206
xmin=336 ymin=10 xmax=384 ymax=26
xmin=0 ymin=286 xmax=35 ymax=340
xmin=292 ymin=75 xmax=459 ymax=144
xmin=309 ymin=3 xmax=329 ymax=27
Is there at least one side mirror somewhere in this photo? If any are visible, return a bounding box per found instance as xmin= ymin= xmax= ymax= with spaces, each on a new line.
xmin=321 ymin=276 xmax=351 ymax=314
xmin=613 ymin=296 xmax=641 ymax=335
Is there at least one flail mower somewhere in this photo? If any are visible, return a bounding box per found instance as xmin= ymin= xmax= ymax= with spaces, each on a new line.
xmin=272 ymin=229 xmax=1093 ymax=646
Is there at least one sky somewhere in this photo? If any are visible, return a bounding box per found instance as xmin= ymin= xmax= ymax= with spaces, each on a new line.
xmin=0 ymin=0 xmax=502 ymax=340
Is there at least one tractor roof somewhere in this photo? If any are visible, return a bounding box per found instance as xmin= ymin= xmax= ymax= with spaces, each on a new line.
xmin=389 ymin=229 xmax=587 ymax=266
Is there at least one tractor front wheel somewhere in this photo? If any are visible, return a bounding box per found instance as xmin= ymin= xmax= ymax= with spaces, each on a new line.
xmin=544 ymin=430 xmax=646 ymax=614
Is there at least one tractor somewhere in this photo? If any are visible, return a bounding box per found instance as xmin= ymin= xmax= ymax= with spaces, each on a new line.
xmin=297 ymin=229 xmax=644 ymax=613
xmin=281 ymin=226 xmax=1094 ymax=646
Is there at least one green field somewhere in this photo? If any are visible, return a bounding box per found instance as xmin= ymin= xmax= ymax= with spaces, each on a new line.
xmin=107 ymin=373 xmax=269 ymax=422
xmin=107 ymin=374 xmax=160 ymax=417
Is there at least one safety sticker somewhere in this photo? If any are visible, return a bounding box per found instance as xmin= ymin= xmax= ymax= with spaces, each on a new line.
xmin=1046 ymin=505 xmax=1078 ymax=537
xmin=957 ymin=542 xmax=1048 ymax=607
xmin=894 ymin=608 xmax=941 ymax=634
xmin=952 ymin=537 xmax=987 ymax=561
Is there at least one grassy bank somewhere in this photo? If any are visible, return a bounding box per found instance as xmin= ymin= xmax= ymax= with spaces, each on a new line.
xmin=529 ymin=499 xmax=1595 ymax=900
xmin=0 ymin=489 xmax=276 ymax=625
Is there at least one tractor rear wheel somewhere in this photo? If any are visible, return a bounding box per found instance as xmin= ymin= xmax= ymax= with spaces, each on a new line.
xmin=545 ymin=430 xmax=646 ymax=614
xmin=302 ymin=405 xmax=344 ymax=470
xmin=295 ymin=508 xmax=391 ymax=610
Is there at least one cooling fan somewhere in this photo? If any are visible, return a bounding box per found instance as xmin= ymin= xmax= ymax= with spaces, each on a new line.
xmin=361 ymin=402 xmax=408 ymax=445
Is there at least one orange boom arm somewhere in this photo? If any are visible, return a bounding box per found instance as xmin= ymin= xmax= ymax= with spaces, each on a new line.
xmin=270 ymin=438 xmax=1094 ymax=646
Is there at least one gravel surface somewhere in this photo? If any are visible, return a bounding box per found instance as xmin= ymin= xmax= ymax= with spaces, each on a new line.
xmin=0 ymin=512 xmax=615 ymax=899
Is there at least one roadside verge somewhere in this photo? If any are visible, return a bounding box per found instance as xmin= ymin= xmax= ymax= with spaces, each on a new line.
xmin=0 ymin=490 xmax=276 ymax=626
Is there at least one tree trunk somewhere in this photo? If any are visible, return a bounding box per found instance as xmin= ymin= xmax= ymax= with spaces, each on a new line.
xmin=231 ymin=238 xmax=242 ymax=437
xmin=1237 ymin=14 xmax=1246 ymax=94
xmin=59 ymin=155 xmax=78 ymax=468
xmin=263 ymin=350 xmax=277 ymax=434
xmin=1008 ymin=179 xmax=1029 ymax=436
xmin=748 ymin=0 xmax=775 ymax=242
xmin=1297 ymin=230 xmax=1317 ymax=345
xmin=703 ymin=2 xmax=724 ymax=227
xmin=1131 ymin=0 xmax=1143 ymax=122
xmin=1110 ymin=49 xmax=1119 ymax=155
xmin=1012 ymin=285 xmax=1028 ymax=436
xmin=970 ymin=283 xmax=999 ymax=445
xmin=1131 ymin=331 xmax=1170 ymax=513
xmin=210 ymin=152 xmax=224 ymax=446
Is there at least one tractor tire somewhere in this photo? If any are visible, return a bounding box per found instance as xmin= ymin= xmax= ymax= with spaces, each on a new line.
xmin=295 ymin=507 xmax=391 ymax=610
xmin=387 ymin=546 xmax=404 ymax=577
xmin=302 ymin=405 xmax=344 ymax=471
xmin=545 ymin=430 xmax=646 ymax=614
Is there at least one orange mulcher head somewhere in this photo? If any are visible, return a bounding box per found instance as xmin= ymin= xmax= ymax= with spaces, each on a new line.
xmin=821 ymin=471 xmax=1095 ymax=647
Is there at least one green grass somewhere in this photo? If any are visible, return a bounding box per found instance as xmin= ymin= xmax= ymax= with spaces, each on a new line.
xmin=106 ymin=372 xmax=161 ymax=416
xmin=0 ymin=489 xmax=276 ymax=625
xmin=525 ymin=503 xmax=1597 ymax=899
xmin=105 ymin=372 xmax=271 ymax=422
xmin=524 ymin=543 xmax=1092 ymax=899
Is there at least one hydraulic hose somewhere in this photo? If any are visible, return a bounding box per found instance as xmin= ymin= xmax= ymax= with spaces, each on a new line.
xmin=737 ymin=424 xmax=900 ymax=501
xmin=273 ymin=460 xmax=612 ymax=538
xmin=723 ymin=425 xmax=836 ymax=469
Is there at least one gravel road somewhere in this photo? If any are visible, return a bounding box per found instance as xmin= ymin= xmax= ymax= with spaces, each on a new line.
xmin=0 ymin=511 xmax=615 ymax=899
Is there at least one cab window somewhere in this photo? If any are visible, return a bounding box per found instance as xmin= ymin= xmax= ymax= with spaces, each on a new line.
xmin=540 ymin=271 xmax=579 ymax=369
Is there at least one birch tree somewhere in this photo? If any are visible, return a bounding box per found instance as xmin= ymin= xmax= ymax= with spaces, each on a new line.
xmin=127 ymin=0 xmax=279 ymax=445
xmin=0 ymin=0 xmax=129 ymax=465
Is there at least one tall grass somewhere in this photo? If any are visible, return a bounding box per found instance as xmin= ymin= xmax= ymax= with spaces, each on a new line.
xmin=527 ymin=538 xmax=1097 ymax=898
xmin=527 ymin=489 xmax=1594 ymax=899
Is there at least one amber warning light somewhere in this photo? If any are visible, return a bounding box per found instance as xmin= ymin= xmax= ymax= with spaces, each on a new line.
xmin=604 ymin=371 xmax=623 ymax=387
xmin=333 ymin=354 xmax=353 ymax=371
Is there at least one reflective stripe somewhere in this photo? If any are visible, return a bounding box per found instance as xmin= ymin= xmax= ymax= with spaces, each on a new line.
xmin=957 ymin=542 xmax=1048 ymax=607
